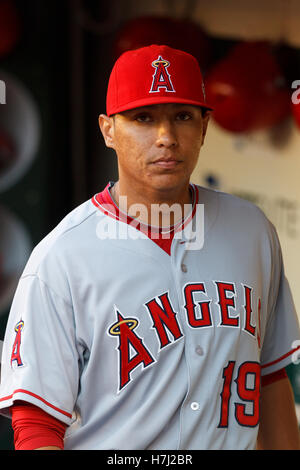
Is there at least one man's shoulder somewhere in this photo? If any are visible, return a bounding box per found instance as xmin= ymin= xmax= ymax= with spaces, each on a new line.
xmin=23 ymin=198 xmax=98 ymax=276
xmin=195 ymin=184 xmax=269 ymax=222
xmin=193 ymin=183 xmax=277 ymax=244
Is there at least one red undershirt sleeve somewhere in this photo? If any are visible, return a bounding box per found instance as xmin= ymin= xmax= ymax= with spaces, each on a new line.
xmin=11 ymin=401 xmax=67 ymax=450
xmin=261 ymin=367 xmax=287 ymax=387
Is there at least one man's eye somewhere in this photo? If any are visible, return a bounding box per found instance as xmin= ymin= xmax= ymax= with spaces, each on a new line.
xmin=176 ymin=112 xmax=192 ymax=121
xmin=135 ymin=114 xmax=152 ymax=122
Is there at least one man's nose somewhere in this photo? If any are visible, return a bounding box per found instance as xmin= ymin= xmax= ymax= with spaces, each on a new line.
xmin=155 ymin=120 xmax=178 ymax=148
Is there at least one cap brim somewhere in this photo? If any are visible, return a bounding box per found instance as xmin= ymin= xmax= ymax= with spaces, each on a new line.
xmin=107 ymin=96 xmax=213 ymax=116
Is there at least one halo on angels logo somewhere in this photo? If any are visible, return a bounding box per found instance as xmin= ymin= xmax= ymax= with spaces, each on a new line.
xmin=152 ymin=57 xmax=170 ymax=68
xmin=14 ymin=320 xmax=24 ymax=333
xmin=109 ymin=317 xmax=139 ymax=336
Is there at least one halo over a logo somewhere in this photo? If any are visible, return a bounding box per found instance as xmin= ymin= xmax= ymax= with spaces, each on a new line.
xmin=150 ymin=55 xmax=175 ymax=93
xmin=109 ymin=317 xmax=139 ymax=336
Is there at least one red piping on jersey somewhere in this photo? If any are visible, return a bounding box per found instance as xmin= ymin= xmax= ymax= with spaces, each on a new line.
xmin=261 ymin=345 xmax=300 ymax=369
xmin=91 ymin=183 xmax=199 ymax=255
xmin=0 ymin=389 xmax=72 ymax=419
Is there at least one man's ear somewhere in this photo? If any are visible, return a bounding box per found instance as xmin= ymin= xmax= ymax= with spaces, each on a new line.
xmin=201 ymin=111 xmax=210 ymax=146
xmin=98 ymin=114 xmax=115 ymax=149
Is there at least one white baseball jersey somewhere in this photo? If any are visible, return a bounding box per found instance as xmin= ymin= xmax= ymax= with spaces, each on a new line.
xmin=0 ymin=182 xmax=299 ymax=450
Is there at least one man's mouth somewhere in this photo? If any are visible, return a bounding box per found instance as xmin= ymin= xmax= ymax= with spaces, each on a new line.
xmin=151 ymin=157 xmax=182 ymax=169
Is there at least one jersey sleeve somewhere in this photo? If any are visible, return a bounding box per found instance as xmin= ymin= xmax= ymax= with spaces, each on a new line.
xmin=260 ymin=223 xmax=300 ymax=375
xmin=0 ymin=274 xmax=79 ymax=425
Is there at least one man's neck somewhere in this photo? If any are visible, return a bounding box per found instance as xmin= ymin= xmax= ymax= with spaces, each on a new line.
xmin=110 ymin=181 xmax=193 ymax=228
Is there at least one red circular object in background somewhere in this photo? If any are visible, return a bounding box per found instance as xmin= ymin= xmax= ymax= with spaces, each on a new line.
xmin=205 ymin=41 xmax=291 ymax=133
xmin=0 ymin=0 xmax=21 ymax=58
xmin=0 ymin=130 xmax=17 ymax=174
xmin=113 ymin=16 xmax=212 ymax=71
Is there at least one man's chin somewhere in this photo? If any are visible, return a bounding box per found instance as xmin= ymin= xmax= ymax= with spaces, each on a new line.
xmin=148 ymin=174 xmax=190 ymax=195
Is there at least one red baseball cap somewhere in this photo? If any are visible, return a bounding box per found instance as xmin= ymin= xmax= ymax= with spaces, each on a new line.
xmin=106 ymin=44 xmax=213 ymax=116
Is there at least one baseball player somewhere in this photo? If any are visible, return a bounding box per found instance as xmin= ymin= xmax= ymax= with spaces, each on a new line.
xmin=0 ymin=44 xmax=300 ymax=450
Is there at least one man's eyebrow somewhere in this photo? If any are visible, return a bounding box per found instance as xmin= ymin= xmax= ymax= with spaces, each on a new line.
xmin=120 ymin=104 xmax=202 ymax=117
xmin=128 ymin=104 xmax=194 ymax=112
xmin=121 ymin=108 xmax=150 ymax=115
xmin=133 ymin=108 xmax=152 ymax=113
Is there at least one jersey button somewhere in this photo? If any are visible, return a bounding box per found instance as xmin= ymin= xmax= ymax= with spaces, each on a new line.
xmin=195 ymin=345 xmax=204 ymax=356
xmin=181 ymin=263 xmax=187 ymax=273
xmin=191 ymin=402 xmax=200 ymax=411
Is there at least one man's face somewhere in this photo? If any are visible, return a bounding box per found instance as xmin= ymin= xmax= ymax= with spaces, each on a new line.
xmin=99 ymin=103 xmax=209 ymax=196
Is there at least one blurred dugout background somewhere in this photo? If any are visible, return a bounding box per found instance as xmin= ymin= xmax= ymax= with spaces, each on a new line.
xmin=0 ymin=0 xmax=300 ymax=449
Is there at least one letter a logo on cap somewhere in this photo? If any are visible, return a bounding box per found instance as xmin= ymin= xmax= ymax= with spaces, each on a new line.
xmin=150 ymin=56 xmax=175 ymax=93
